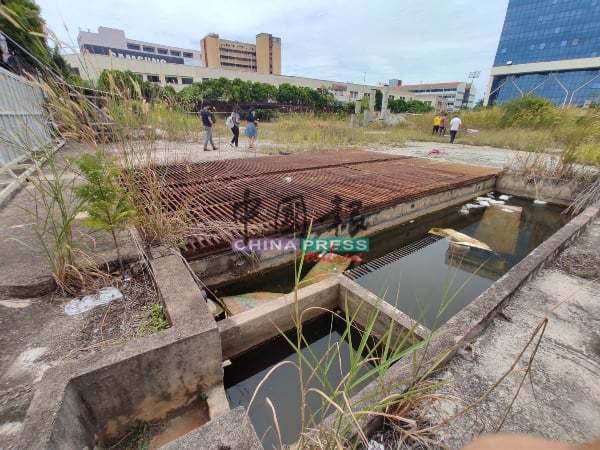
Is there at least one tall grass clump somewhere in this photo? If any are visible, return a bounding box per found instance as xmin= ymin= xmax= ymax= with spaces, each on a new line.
xmin=9 ymin=77 xmax=117 ymax=293
xmin=14 ymin=144 xmax=86 ymax=293
xmin=260 ymin=114 xmax=406 ymax=152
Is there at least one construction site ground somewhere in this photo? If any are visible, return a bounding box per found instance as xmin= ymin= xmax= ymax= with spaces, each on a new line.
xmin=0 ymin=139 xmax=598 ymax=449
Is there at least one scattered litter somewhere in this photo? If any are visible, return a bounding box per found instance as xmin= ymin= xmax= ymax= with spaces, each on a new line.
xmin=459 ymin=206 xmax=470 ymax=215
xmin=478 ymin=200 xmax=490 ymax=207
xmin=466 ymin=128 xmax=479 ymax=135
xmin=486 ymin=192 xmax=496 ymax=198
xmin=0 ymin=299 xmax=32 ymax=308
xmin=533 ymin=199 xmax=547 ymax=207
xmin=283 ymin=176 xmax=292 ymax=183
xmin=64 ymin=287 xmax=123 ymax=315
xmin=368 ymin=440 xmax=385 ymax=450
xmin=499 ymin=194 xmax=512 ymax=201
xmin=222 ymin=359 xmax=232 ymax=368
xmin=465 ymin=203 xmax=486 ymax=210
xmin=428 ymin=148 xmax=446 ymax=156
xmin=429 ymin=228 xmax=494 ymax=252
xmin=487 ymin=199 xmax=506 ymax=205
xmin=457 ymin=343 xmax=476 ymax=360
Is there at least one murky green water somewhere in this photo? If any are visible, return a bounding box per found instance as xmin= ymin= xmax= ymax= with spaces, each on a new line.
xmin=224 ymin=314 xmax=374 ymax=449
xmin=218 ymin=196 xmax=569 ymax=329
xmin=221 ymin=196 xmax=570 ymax=448
xmin=352 ymin=197 xmax=568 ymax=329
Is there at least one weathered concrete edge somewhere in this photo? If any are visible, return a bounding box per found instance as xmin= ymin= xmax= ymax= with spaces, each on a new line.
xmin=321 ymin=204 xmax=600 ymax=442
xmin=338 ymin=275 xmax=431 ymax=341
xmin=218 ymin=276 xmax=340 ymax=361
xmin=161 ymin=406 xmax=262 ymax=450
xmin=0 ymin=246 xmax=141 ymax=299
xmin=16 ymin=253 xmax=223 ymax=449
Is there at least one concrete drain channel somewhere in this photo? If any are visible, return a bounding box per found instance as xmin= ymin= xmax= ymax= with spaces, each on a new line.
xmin=19 ymin=152 xmax=598 ymax=449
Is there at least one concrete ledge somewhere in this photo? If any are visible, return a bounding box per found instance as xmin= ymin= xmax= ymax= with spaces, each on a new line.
xmin=161 ymin=407 xmax=262 ymax=450
xmin=496 ymin=173 xmax=577 ymax=206
xmin=218 ymin=276 xmax=340 ymax=360
xmin=17 ymin=253 xmax=226 ymax=449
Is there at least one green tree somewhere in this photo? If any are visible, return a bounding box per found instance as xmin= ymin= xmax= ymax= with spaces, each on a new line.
xmin=72 ymin=151 xmax=137 ymax=268
xmin=0 ymin=0 xmax=49 ymax=66
xmin=278 ymin=83 xmax=300 ymax=103
xmin=499 ymin=96 xmax=555 ymax=128
xmin=0 ymin=0 xmax=72 ymax=77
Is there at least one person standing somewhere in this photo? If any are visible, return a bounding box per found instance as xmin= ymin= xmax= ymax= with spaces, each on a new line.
xmin=432 ymin=114 xmax=441 ymax=135
xmin=229 ymin=106 xmax=241 ymax=148
xmin=201 ymin=102 xmax=218 ymax=151
xmin=439 ymin=113 xmax=447 ymax=137
xmin=245 ymin=107 xmax=258 ymax=148
xmin=449 ymin=114 xmax=462 ymax=144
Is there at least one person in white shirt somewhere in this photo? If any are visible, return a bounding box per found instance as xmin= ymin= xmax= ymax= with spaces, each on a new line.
xmin=449 ymin=114 xmax=462 ymax=144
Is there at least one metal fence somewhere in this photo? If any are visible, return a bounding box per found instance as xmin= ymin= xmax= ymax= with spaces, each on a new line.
xmin=0 ymin=66 xmax=61 ymax=203
xmin=0 ymin=66 xmax=53 ymax=164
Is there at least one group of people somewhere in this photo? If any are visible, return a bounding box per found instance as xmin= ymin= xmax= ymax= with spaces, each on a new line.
xmin=433 ymin=113 xmax=462 ymax=144
xmin=200 ymin=102 xmax=259 ymax=151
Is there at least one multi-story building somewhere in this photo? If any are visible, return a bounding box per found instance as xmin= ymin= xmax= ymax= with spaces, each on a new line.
xmin=485 ymin=0 xmax=600 ymax=107
xmin=64 ymin=54 xmax=370 ymax=104
xmin=78 ymin=27 xmax=201 ymax=67
xmin=387 ymin=80 xmax=474 ymax=112
xmin=65 ymin=26 xmax=370 ymax=103
xmin=201 ymin=33 xmax=281 ymax=75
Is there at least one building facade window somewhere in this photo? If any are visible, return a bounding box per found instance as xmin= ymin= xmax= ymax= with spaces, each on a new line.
xmin=165 ymin=76 xmax=178 ymax=84
xmin=170 ymin=50 xmax=181 ymax=56
xmin=147 ymin=74 xmax=160 ymax=83
xmin=183 ymin=52 xmax=193 ymax=58
xmin=157 ymin=48 xmax=168 ymax=55
xmin=127 ymin=43 xmax=140 ymax=50
xmin=182 ymin=77 xmax=193 ymax=85
xmin=489 ymin=0 xmax=600 ymax=106
xmin=143 ymin=46 xmax=155 ymax=53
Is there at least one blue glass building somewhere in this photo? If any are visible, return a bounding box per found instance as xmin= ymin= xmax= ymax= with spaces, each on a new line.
xmin=486 ymin=0 xmax=600 ymax=107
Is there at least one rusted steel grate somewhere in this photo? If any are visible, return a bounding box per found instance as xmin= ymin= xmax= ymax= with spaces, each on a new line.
xmin=131 ymin=151 xmax=500 ymax=260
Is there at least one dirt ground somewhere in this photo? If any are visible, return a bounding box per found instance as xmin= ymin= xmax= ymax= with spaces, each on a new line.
xmin=0 ymin=140 xmax=597 ymax=449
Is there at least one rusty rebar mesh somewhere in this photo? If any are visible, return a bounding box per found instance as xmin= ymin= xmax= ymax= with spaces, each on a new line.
xmin=132 ymin=151 xmax=500 ymax=260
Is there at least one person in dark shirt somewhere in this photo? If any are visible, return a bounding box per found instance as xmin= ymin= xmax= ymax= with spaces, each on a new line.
xmin=229 ymin=106 xmax=241 ymax=148
xmin=201 ymin=102 xmax=218 ymax=151
xmin=245 ymin=107 xmax=258 ymax=148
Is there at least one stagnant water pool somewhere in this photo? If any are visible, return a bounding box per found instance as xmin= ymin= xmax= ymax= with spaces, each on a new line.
xmin=224 ymin=314 xmax=375 ymax=449
xmin=218 ymin=195 xmax=570 ymax=448
xmin=216 ymin=195 xmax=569 ymax=329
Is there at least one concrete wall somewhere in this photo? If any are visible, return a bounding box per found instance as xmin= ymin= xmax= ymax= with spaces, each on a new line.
xmin=496 ymin=173 xmax=576 ymax=206
xmin=18 ymin=254 xmax=227 ymax=448
xmin=218 ymin=276 xmax=340 ymax=360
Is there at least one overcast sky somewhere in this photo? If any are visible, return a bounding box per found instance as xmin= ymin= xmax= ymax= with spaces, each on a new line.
xmin=34 ymin=0 xmax=510 ymax=100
